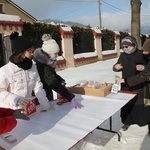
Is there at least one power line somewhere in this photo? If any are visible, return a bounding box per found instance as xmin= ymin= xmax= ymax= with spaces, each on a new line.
xmin=55 ymin=0 xmax=96 ymax=2
xmin=101 ymin=0 xmax=131 ymax=15
xmin=54 ymin=1 xmax=96 ymax=20
xmin=101 ymin=0 xmax=150 ymax=17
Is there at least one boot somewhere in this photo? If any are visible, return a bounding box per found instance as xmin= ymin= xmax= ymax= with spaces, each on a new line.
xmin=122 ymin=124 xmax=130 ymax=131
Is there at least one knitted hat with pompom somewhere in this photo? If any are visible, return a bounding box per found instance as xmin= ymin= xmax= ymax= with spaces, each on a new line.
xmin=41 ymin=33 xmax=60 ymax=54
xmin=10 ymin=31 xmax=32 ymax=55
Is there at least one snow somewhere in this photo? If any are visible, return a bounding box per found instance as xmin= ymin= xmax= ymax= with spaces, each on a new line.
xmin=114 ymin=31 xmax=120 ymax=35
xmin=57 ymin=52 xmax=98 ymax=60
xmin=57 ymin=50 xmax=123 ymax=60
xmin=92 ymin=27 xmax=102 ymax=34
xmin=56 ymin=58 xmax=150 ymax=150
xmin=0 ymin=14 xmax=21 ymax=21
xmin=61 ymin=26 xmax=73 ymax=31
xmin=74 ymin=52 xmax=97 ymax=59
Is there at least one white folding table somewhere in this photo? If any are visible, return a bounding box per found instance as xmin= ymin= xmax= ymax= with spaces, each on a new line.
xmin=0 ymin=92 xmax=136 ymax=150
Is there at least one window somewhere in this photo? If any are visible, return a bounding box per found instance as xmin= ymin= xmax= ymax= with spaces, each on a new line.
xmin=0 ymin=4 xmax=3 ymax=13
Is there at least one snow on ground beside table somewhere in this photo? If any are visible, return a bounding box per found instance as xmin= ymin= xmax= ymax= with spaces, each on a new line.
xmin=56 ymin=58 xmax=150 ymax=150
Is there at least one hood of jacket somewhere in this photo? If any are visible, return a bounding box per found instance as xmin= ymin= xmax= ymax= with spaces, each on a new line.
xmin=33 ymin=48 xmax=57 ymax=68
xmin=121 ymin=36 xmax=138 ymax=54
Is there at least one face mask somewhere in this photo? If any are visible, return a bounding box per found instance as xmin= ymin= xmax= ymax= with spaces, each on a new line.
xmin=51 ymin=56 xmax=57 ymax=61
xmin=124 ymin=47 xmax=133 ymax=54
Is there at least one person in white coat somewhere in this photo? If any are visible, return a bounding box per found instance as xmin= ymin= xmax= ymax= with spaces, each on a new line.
xmin=0 ymin=32 xmax=50 ymax=111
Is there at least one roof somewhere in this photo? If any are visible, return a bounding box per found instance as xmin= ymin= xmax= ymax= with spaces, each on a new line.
xmin=7 ymin=0 xmax=37 ymax=22
xmin=0 ymin=14 xmax=21 ymax=22
xmin=0 ymin=14 xmax=23 ymax=32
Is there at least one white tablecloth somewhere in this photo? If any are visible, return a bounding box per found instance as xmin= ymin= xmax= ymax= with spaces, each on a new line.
xmin=0 ymin=93 xmax=136 ymax=150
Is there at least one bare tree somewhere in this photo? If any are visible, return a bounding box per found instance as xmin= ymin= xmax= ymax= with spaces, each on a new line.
xmin=130 ymin=0 xmax=142 ymax=49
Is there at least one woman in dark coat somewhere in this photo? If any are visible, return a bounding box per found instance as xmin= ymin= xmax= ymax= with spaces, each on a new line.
xmin=33 ymin=34 xmax=82 ymax=109
xmin=113 ymin=36 xmax=150 ymax=130
xmin=116 ymin=38 xmax=150 ymax=134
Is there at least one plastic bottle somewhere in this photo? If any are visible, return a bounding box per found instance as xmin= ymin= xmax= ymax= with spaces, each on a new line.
xmin=111 ymin=75 xmax=121 ymax=93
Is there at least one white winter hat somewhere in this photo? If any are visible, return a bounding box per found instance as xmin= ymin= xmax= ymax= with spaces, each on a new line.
xmin=41 ymin=33 xmax=60 ymax=54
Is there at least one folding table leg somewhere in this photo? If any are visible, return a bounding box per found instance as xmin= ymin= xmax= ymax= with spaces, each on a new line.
xmin=96 ymin=116 xmax=122 ymax=141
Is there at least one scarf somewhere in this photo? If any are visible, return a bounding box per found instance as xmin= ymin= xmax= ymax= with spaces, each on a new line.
xmin=9 ymin=54 xmax=32 ymax=70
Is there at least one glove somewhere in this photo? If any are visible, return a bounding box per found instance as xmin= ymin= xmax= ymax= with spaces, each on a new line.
xmin=17 ymin=98 xmax=29 ymax=107
xmin=71 ymin=98 xmax=83 ymax=109
xmin=61 ymin=80 xmax=66 ymax=86
xmin=13 ymin=109 xmax=30 ymax=120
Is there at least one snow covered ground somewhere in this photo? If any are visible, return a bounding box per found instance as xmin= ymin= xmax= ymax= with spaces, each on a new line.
xmin=56 ymin=58 xmax=150 ymax=150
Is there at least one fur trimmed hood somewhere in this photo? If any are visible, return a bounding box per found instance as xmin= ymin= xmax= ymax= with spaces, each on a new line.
xmin=33 ymin=48 xmax=57 ymax=68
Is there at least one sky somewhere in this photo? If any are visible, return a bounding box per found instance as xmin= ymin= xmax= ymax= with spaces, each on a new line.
xmin=11 ymin=0 xmax=150 ymax=33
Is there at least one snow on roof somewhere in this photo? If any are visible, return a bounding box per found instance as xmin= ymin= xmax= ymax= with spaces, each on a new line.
xmin=145 ymin=34 xmax=149 ymax=37
xmin=0 ymin=14 xmax=21 ymax=22
xmin=61 ymin=26 xmax=72 ymax=32
xmin=92 ymin=27 xmax=102 ymax=33
xmin=114 ymin=31 xmax=120 ymax=35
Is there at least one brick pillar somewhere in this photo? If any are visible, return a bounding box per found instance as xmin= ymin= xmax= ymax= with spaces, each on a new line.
xmin=92 ymin=28 xmax=103 ymax=60
xmin=60 ymin=26 xmax=74 ymax=67
xmin=114 ymin=31 xmax=121 ymax=57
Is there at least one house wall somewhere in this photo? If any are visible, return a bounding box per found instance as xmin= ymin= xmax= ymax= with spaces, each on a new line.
xmin=0 ymin=0 xmax=36 ymax=23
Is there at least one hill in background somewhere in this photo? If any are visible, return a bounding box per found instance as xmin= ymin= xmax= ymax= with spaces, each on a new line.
xmin=40 ymin=19 xmax=150 ymax=35
xmin=40 ymin=19 xmax=86 ymax=27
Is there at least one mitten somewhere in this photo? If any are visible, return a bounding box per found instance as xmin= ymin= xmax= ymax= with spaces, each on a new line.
xmin=13 ymin=109 xmax=30 ymax=120
xmin=17 ymin=98 xmax=29 ymax=106
xmin=71 ymin=98 xmax=83 ymax=109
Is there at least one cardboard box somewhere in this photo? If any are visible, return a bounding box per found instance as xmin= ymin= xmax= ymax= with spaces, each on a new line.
xmin=70 ymin=83 xmax=112 ymax=97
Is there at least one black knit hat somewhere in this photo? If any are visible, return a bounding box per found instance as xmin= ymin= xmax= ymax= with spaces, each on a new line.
xmin=143 ymin=39 xmax=150 ymax=53
xmin=10 ymin=32 xmax=32 ymax=55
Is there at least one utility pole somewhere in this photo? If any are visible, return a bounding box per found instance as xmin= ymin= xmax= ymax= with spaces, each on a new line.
xmin=98 ymin=0 xmax=102 ymax=30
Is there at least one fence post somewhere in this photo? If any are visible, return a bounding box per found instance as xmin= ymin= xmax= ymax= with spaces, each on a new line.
xmin=114 ymin=31 xmax=121 ymax=57
xmin=92 ymin=28 xmax=103 ymax=60
xmin=60 ymin=26 xmax=74 ymax=67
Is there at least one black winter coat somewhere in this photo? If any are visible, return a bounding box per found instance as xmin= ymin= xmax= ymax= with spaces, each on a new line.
xmin=33 ymin=48 xmax=75 ymax=101
xmin=126 ymin=58 xmax=150 ymax=86
xmin=113 ymin=49 xmax=150 ymax=126
xmin=126 ymin=56 xmax=150 ymax=101
xmin=113 ymin=49 xmax=146 ymax=104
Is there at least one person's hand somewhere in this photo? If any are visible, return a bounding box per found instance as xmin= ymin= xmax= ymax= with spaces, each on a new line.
xmin=16 ymin=98 xmax=29 ymax=107
xmin=13 ymin=109 xmax=30 ymax=120
xmin=114 ymin=64 xmax=123 ymax=70
xmin=115 ymin=77 xmax=125 ymax=83
xmin=71 ymin=98 xmax=83 ymax=109
xmin=61 ymin=80 xmax=66 ymax=86
xmin=136 ymin=65 xmax=145 ymax=71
